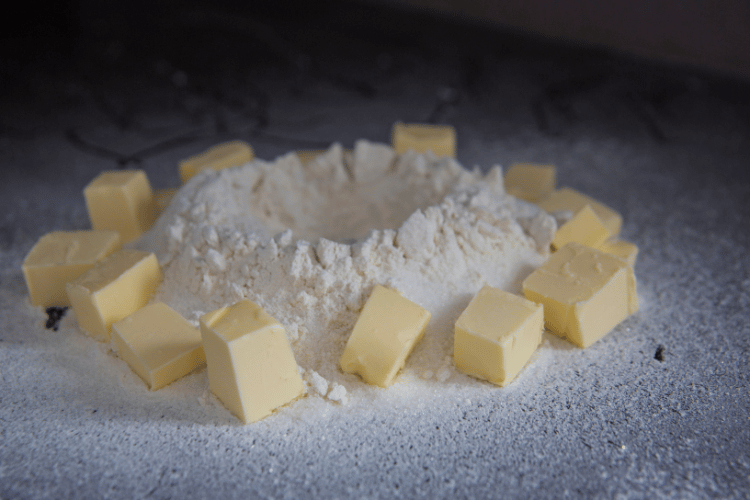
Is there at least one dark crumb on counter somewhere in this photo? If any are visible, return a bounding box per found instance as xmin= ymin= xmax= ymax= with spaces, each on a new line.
xmin=654 ymin=344 xmax=666 ymax=362
xmin=45 ymin=307 xmax=68 ymax=331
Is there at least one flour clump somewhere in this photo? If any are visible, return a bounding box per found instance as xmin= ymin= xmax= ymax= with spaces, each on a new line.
xmin=138 ymin=139 xmax=555 ymax=407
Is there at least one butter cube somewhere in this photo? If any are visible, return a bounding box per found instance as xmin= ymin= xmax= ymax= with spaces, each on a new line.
xmin=66 ymin=250 xmax=162 ymax=341
xmin=504 ymin=163 xmax=556 ymax=202
xmin=154 ymin=187 xmax=179 ymax=215
xmin=454 ymin=286 xmax=543 ymax=386
xmin=22 ymin=230 xmax=122 ymax=307
xmin=538 ymin=187 xmax=622 ymax=237
xmin=84 ymin=170 xmax=157 ymax=243
xmin=296 ymin=150 xmax=327 ymax=165
xmin=112 ymin=303 xmax=206 ymax=390
xmin=340 ymin=285 xmax=431 ymax=388
xmin=598 ymin=239 xmax=638 ymax=267
xmin=522 ymin=242 xmax=638 ymax=348
xmin=391 ymin=122 xmax=456 ymax=158
xmin=179 ymin=140 xmax=254 ymax=183
xmin=296 ymin=149 xmax=352 ymax=165
xmin=552 ymin=204 xmax=611 ymax=251
xmin=200 ymin=300 xmax=304 ymax=423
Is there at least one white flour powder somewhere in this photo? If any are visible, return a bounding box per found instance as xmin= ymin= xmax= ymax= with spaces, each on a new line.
xmin=138 ymin=140 xmax=556 ymax=408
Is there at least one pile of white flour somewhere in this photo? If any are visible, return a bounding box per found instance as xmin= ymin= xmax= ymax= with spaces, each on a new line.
xmin=138 ymin=140 xmax=556 ymax=408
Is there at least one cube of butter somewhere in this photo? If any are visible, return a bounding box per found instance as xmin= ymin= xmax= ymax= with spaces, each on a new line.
xmin=179 ymin=140 xmax=254 ymax=183
xmin=538 ymin=187 xmax=623 ymax=237
xmin=504 ymin=163 xmax=556 ymax=203
xmin=296 ymin=150 xmax=327 ymax=165
xmin=391 ymin=122 xmax=456 ymax=158
xmin=340 ymin=285 xmax=431 ymax=388
xmin=22 ymin=230 xmax=122 ymax=307
xmin=66 ymin=250 xmax=162 ymax=341
xmin=454 ymin=286 xmax=543 ymax=386
xmin=84 ymin=170 xmax=157 ymax=243
xmin=112 ymin=302 xmax=206 ymax=390
xmin=295 ymin=149 xmax=352 ymax=165
xmin=522 ymin=242 xmax=638 ymax=348
xmin=598 ymin=239 xmax=638 ymax=268
xmin=200 ymin=300 xmax=304 ymax=423
xmin=154 ymin=187 xmax=179 ymax=216
xmin=552 ymin=204 xmax=611 ymax=251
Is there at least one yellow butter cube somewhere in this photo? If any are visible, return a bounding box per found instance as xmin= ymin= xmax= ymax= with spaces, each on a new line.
xmin=154 ymin=187 xmax=179 ymax=215
xmin=504 ymin=163 xmax=556 ymax=202
xmin=538 ymin=187 xmax=623 ymax=237
xmin=66 ymin=250 xmax=162 ymax=341
xmin=112 ymin=302 xmax=206 ymax=390
xmin=295 ymin=149 xmax=352 ymax=165
xmin=179 ymin=140 xmax=254 ymax=183
xmin=391 ymin=122 xmax=456 ymax=158
xmin=296 ymin=150 xmax=326 ymax=165
xmin=200 ymin=300 xmax=304 ymax=423
xmin=552 ymin=204 xmax=611 ymax=251
xmin=454 ymin=286 xmax=543 ymax=386
xmin=340 ymin=285 xmax=431 ymax=388
xmin=22 ymin=230 xmax=122 ymax=307
xmin=84 ymin=170 xmax=157 ymax=243
xmin=522 ymin=242 xmax=638 ymax=348
xmin=598 ymin=239 xmax=638 ymax=267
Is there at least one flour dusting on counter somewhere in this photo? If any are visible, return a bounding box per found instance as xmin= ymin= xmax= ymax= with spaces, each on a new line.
xmin=136 ymin=140 xmax=556 ymax=408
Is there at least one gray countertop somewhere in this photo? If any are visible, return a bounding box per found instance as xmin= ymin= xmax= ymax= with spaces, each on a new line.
xmin=1 ymin=2 xmax=749 ymax=498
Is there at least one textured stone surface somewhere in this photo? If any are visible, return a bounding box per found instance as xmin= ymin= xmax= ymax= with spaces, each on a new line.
xmin=1 ymin=2 xmax=748 ymax=498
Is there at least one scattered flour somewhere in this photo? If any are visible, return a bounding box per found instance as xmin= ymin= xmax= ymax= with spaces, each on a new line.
xmin=137 ymin=140 xmax=556 ymax=409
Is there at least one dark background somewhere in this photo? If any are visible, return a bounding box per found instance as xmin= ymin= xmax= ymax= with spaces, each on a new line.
xmin=4 ymin=0 xmax=750 ymax=79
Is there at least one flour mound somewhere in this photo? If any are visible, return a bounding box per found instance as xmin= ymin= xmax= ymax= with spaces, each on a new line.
xmin=139 ymin=140 xmax=555 ymax=406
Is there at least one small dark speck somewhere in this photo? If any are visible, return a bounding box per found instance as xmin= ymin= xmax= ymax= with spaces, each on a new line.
xmin=92 ymin=409 xmax=97 ymax=414
xmin=654 ymin=344 xmax=666 ymax=362
xmin=45 ymin=307 xmax=68 ymax=331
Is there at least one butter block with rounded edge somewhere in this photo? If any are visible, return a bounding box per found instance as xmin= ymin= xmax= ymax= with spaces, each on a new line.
xmin=66 ymin=250 xmax=162 ymax=341
xmin=522 ymin=242 xmax=638 ymax=348
xmin=296 ymin=149 xmax=327 ymax=165
xmin=112 ymin=302 xmax=205 ymax=390
xmin=598 ymin=239 xmax=638 ymax=267
xmin=552 ymin=204 xmax=611 ymax=251
xmin=296 ymin=149 xmax=352 ymax=165
xmin=340 ymin=285 xmax=431 ymax=388
xmin=538 ymin=187 xmax=622 ymax=237
xmin=179 ymin=140 xmax=254 ymax=183
xmin=22 ymin=230 xmax=122 ymax=307
xmin=454 ymin=285 xmax=543 ymax=387
xmin=200 ymin=300 xmax=304 ymax=424
xmin=84 ymin=170 xmax=157 ymax=243
xmin=154 ymin=187 xmax=179 ymax=215
xmin=391 ymin=122 xmax=456 ymax=158
xmin=504 ymin=163 xmax=556 ymax=203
